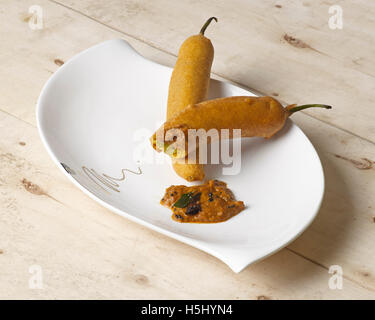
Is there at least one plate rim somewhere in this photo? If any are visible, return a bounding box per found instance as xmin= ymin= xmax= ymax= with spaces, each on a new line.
xmin=36 ymin=39 xmax=325 ymax=273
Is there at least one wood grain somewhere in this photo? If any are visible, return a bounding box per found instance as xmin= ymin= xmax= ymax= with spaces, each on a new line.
xmin=54 ymin=0 xmax=375 ymax=142
xmin=0 ymin=0 xmax=374 ymax=299
xmin=1 ymin=110 xmax=374 ymax=299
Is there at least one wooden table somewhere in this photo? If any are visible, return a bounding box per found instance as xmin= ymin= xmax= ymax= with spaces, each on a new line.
xmin=1 ymin=0 xmax=374 ymax=299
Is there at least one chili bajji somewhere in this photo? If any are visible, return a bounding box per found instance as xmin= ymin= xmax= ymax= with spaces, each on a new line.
xmin=152 ymin=96 xmax=331 ymax=159
xmin=166 ymin=17 xmax=217 ymax=181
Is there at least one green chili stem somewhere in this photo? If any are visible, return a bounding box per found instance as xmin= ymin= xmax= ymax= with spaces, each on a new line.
xmin=288 ymin=104 xmax=332 ymax=114
xmin=200 ymin=17 xmax=218 ymax=35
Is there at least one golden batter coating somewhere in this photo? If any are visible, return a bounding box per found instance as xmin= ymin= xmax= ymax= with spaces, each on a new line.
xmin=152 ymin=96 xmax=331 ymax=159
xmin=167 ymin=17 xmax=217 ymax=181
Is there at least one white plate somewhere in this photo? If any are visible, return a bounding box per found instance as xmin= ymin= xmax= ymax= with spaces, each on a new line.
xmin=36 ymin=39 xmax=324 ymax=272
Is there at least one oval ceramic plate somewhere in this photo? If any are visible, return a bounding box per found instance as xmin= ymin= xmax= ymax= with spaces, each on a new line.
xmin=37 ymin=39 xmax=324 ymax=272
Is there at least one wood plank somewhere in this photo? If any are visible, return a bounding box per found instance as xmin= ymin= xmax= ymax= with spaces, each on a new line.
xmin=0 ymin=0 xmax=374 ymax=298
xmin=41 ymin=0 xmax=375 ymax=291
xmin=0 ymin=0 xmax=176 ymax=126
xmin=54 ymin=0 xmax=375 ymax=142
xmin=290 ymin=111 xmax=375 ymax=293
xmin=0 ymin=109 xmax=373 ymax=299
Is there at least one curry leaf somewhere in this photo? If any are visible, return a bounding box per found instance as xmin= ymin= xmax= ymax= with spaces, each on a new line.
xmin=173 ymin=192 xmax=193 ymax=208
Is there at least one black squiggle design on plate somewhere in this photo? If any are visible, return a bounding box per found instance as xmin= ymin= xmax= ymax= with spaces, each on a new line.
xmin=82 ymin=166 xmax=142 ymax=192
xmin=61 ymin=163 xmax=76 ymax=175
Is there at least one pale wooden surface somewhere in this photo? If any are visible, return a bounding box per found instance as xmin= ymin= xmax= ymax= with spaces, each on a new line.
xmin=0 ymin=0 xmax=374 ymax=299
